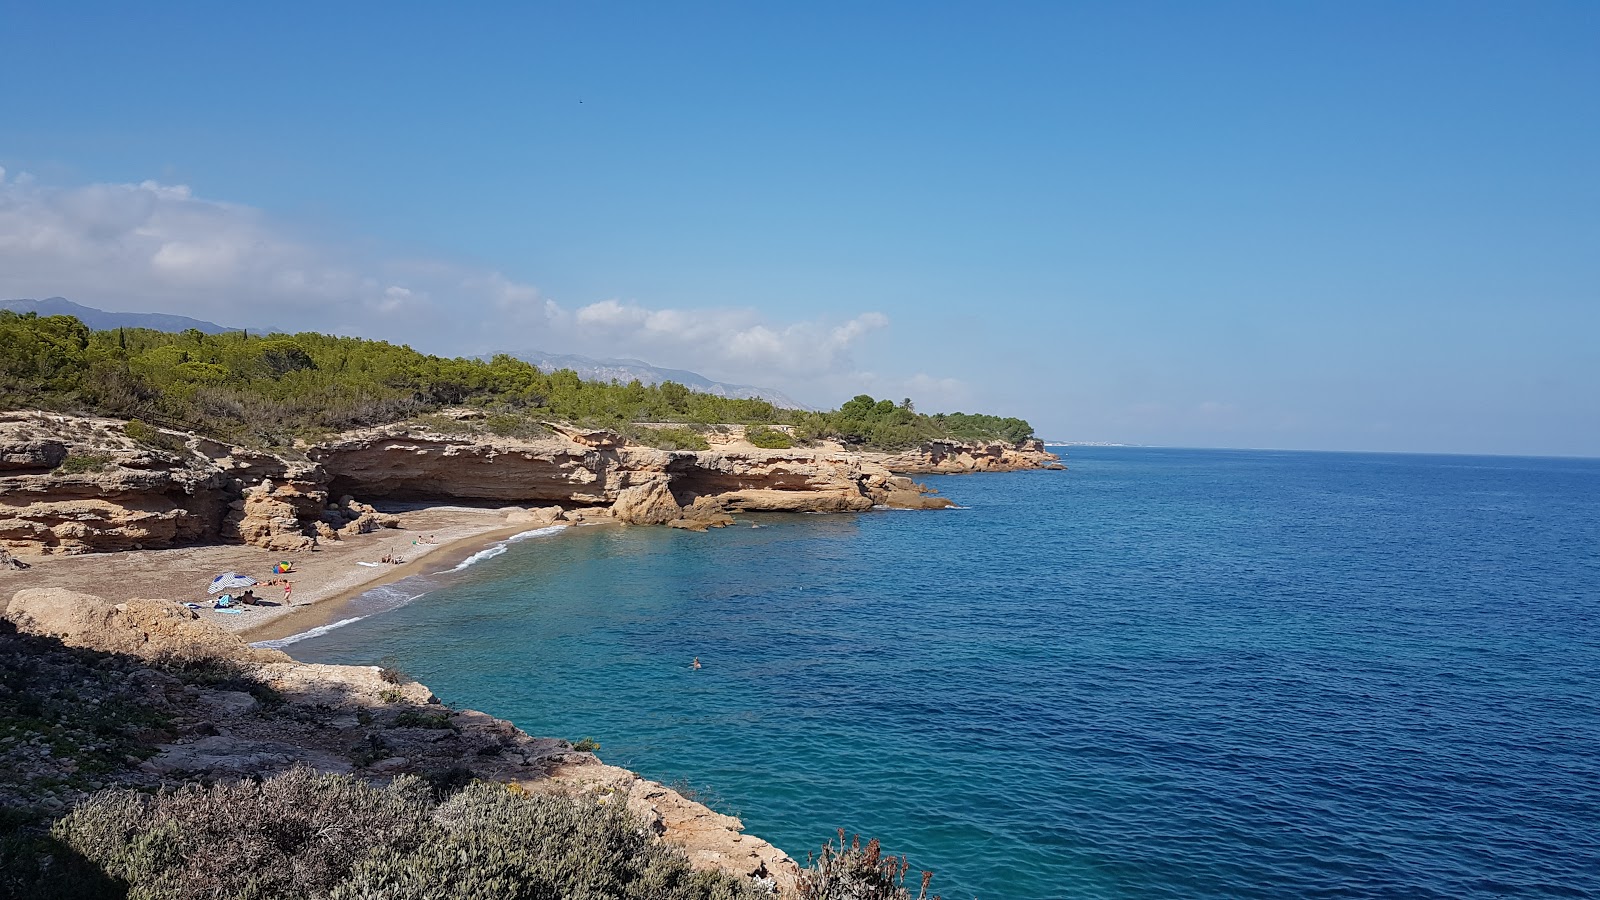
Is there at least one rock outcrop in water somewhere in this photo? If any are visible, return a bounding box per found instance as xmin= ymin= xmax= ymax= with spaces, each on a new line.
xmin=1 ymin=411 xmax=1058 ymax=556
xmin=1 ymin=587 xmax=801 ymax=891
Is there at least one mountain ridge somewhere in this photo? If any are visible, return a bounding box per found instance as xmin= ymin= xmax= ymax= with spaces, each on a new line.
xmin=0 ymin=297 xmax=238 ymax=334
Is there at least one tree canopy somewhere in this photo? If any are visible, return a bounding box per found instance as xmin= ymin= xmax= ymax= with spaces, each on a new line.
xmin=0 ymin=311 xmax=1034 ymax=450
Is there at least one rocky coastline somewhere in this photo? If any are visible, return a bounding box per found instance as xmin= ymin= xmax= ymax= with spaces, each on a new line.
xmin=0 ymin=409 xmax=1062 ymax=892
xmin=0 ymin=410 xmax=1061 ymax=557
xmin=0 ymin=586 xmax=799 ymax=890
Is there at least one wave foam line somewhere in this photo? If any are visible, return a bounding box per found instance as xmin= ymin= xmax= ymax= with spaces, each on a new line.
xmin=508 ymin=524 xmax=568 ymax=542
xmin=442 ymin=524 xmax=569 ymax=573
xmin=251 ymin=616 xmax=364 ymax=649
xmin=450 ymin=544 xmax=507 ymax=571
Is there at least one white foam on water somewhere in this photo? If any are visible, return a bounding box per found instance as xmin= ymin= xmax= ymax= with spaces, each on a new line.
xmin=507 ymin=524 xmax=568 ymax=542
xmin=252 ymin=617 xmax=364 ymax=649
xmin=450 ymin=543 xmax=508 ymax=571
xmin=443 ymin=524 xmax=568 ymax=573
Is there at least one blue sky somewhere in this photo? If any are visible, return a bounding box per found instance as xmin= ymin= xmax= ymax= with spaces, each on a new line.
xmin=2 ymin=2 xmax=1596 ymax=455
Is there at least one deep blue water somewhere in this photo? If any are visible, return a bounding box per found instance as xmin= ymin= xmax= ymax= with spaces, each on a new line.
xmin=286 ymin=448 xmax=1600 ymax=899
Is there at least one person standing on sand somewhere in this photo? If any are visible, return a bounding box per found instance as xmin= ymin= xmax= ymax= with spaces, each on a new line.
xmin=283 ymin=582 xmax=292 ymax=605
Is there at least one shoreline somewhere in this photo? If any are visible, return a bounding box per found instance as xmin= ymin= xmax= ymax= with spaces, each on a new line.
xmin=1 ymin=503 xmax=567 ymax=641
xmin=240 ymin=519 xmax=605 ymax=644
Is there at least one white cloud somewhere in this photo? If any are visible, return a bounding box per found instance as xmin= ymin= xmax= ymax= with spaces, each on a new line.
xmin=567 ymin=299 xmax=888 ymax=377
xmin=0 ymin=172 xmax=956 ymax=406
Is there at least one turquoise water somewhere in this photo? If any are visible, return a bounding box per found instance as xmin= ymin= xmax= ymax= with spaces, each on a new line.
xmin=285 ymin=448 xmax=1600 ymax=898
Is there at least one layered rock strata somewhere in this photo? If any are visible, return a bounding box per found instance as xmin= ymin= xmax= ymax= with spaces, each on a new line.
xmin=2 ymin=412 xmax=1057 ymax=556
xmin=870 ymin=437 xmax=1064 ymax=473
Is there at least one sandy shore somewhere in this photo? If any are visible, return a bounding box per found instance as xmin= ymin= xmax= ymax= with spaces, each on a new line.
xmin=0 ymin=503 xmax=557 ymax=640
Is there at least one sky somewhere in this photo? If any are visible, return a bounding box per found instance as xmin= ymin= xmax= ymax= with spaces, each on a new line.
xmin=2 ymin=2 xmax=1596 ymax=456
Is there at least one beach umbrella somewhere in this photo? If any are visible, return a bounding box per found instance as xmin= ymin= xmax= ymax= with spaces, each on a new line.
xmin=208 ymin=572 xmax=257 ymax=594
xmin=272 ymin=561 xmax=293 ymax=574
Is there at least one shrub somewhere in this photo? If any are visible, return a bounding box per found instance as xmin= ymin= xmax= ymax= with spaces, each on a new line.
xmin=379 ymin=688 xmax=405 ymax=704
xmin=798 ymin=831 xmax=935 ymax=900
xmin=124 ymin=419 xmax=188 ymax=454
xmin=571 ymin=736 xmax=602 ymax=753
xmin=51 ymin=769 xmax=436 ymax=900
xmin=484 ymin=413 xmax=551 ymax=440
xmin=330 ymin=783 xmax=762 ymax=900
xmin=53 ymin=454 xmax=113 ymax=475
xmin=744 ymin=425 xmax=794 ymax=449
xmin=394 ymin=709 xmax=454 ymax=730
xmin=638 ymin=427 xmax=710 ymax=451
xmin=50 ymin=770 xmax=764 ymax=900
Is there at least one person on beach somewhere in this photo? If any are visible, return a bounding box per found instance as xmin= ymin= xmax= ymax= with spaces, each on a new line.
xmin=283 ymin=582 xmax=293 ymax=605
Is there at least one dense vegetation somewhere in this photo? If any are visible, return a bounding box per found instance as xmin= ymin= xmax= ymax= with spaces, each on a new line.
xmin=11 ymin=768 xmax=937 ymax=900
xmin=44 ymin=771 xmax=761 ymax=900
xmin=0 ymin=311 xmax=1033 ymax=450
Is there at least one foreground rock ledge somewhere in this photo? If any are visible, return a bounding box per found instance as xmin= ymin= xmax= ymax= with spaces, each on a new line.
xmin=2 ymin=587 xmax=800 ymax=893
xmin=0 ymin=411 xmax=1062 ymax=556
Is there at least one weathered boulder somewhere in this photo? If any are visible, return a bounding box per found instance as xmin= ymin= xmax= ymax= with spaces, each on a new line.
xmin=4 ymin=588 xmax=288 ymax=664
xmin=221 ymin=480 xmax=319 ymax=551
xmin=612 ymin=479 xmax=683 ymax=525
xmin=505 ymin=504 xmax=566 ymax=526
xmin=0 ymin=440 xmax=67 ymax=473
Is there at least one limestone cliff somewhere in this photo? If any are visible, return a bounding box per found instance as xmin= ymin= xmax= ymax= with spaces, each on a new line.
xmin=3 ymin=413 xmax=1068 ymax=557
xmin=0 ymin=412 xmax=231 ymax=554
xmin=0 ymin=412 xmax=395 ymax=557
xmin=869 ymin=437 xmax=1065 ymax=474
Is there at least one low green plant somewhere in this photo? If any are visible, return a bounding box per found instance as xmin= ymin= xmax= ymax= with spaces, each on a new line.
xmin=49 ymin=769 xmax=765 ymax=900
xmin=394 ymin=709 xmax=454 ymax=730
xmin=636 ymin=426 xmax=710 ymax=451
xmin=484 ymin=413 xmax=550 ymax=440
xmin=744 ymin=424 xmax=794 ymax=449
xmin=571 ymin=736 xmax=602 ymax=753
xmin=123 ymin=419 xmax=188 ymax=454
xmin=379 ymin=688 xmax=405 ymax=704
xmin=53 ymin=454 xmax=112 ymax=475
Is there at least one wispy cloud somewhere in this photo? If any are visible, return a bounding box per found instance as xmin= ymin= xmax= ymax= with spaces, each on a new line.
xmin=566 ymin=299 xmax=888 ymax=376
xmin=0 ymin=170 xmax=930 ymax=404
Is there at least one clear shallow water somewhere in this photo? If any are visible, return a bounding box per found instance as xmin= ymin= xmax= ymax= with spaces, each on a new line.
xmin=289 ymin=448 xmax=1600 ymax=899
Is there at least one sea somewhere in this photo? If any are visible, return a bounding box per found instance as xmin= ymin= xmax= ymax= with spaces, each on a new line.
xmin=277 ymin=447 xmax=1600 ymax=899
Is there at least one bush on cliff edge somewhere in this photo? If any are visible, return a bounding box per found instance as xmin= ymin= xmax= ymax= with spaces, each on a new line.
xmin=49 ymin=769 xmax=764 ymax=900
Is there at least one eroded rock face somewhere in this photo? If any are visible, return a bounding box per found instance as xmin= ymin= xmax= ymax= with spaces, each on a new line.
xmin=307 ymin=425 xmax=949 ymax=518
xmin=869 ymin=438 xmax=1064 ymax=474
xmin=0 ymin=413 xmax=395 ymax=556
xmin=1 ymin=413 xmax=1032 ymax=555
xmin=0 ymin=413 xmax=231 ymax=555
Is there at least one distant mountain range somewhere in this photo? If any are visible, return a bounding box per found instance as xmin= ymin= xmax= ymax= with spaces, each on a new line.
xmin=0 ymin=297 xmax=238 ymax=334
xmin=510 ymin=350 xmax=811 ymax=410
xmin=2 ymin=297 xmax=810 ymax=410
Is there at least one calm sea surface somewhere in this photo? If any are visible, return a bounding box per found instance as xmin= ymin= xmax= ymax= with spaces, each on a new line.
xmin=285 ymin=448 xmax=1600 ymax=899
